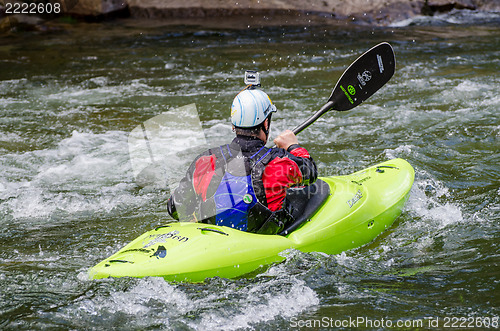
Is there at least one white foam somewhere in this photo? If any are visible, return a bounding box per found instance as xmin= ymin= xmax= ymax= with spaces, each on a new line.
xmin=0 ymin=97 xmax=30 ymax=106
xmin=39 ymin=79 xmax=169 ymax=106
xmin=190 ymin=277 xmax=319 ymax=330
xmin=108 ymin=278 xmax=192 ymax=315
xmin=440 ymin=80 xmax=492 ymax=105
xmin=0 ymin=130 xmax=147 ymax=222
xmin=406 ymin=171 xmax=464 ymax=229
xmin=0 ymin=131 xmax=23 ymax=143
xmin=384 ymin=145 xmax=413 ymax=159
xmin=69 ymin=275 xmax=318 ymax=330
xmin=389 ymin=9 xmax=500 ymax=27
xmin=73 ymin=277 xmax=192 ymax=327
xmin=0 ymin=78 xmax=30 ymax=95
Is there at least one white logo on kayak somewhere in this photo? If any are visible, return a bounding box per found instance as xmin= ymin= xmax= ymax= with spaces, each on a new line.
xmin=347 ymin=190 xmax=363 ymax=208
xmin=143 ymin=230 xmax=189 ymax=248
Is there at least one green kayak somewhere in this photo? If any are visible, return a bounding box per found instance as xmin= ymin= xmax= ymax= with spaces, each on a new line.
xmin=88 ymin=158 xmax=414 ymax=282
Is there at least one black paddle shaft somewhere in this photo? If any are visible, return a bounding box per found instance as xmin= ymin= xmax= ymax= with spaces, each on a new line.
xmin=292 ymin=43 xmax=396 ymax=135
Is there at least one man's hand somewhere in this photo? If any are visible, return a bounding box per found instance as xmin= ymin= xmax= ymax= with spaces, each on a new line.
xmin=273 ymin=130 xmax=299 ymax=150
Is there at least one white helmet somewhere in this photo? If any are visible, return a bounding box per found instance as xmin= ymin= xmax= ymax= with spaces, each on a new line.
xmin=231 ymin=89 xmax=277 ymax=128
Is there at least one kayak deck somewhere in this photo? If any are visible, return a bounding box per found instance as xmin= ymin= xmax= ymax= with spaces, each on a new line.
xmin=88 ymin=158 xmax=414 ymax=282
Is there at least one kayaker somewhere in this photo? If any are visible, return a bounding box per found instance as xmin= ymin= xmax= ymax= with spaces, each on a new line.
xmin=167 ymin=86 xmax=317 ymax=234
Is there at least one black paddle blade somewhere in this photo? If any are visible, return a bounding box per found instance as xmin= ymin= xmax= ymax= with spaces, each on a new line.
xmin=290 ymin=42 xmax=395 ymax=136
xmin=330 ymin=42 xmax=395 ymax=111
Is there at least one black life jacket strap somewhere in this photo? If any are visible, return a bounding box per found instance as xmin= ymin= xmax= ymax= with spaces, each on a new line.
xmin=249 ymin=147 xmax=273 ymax=208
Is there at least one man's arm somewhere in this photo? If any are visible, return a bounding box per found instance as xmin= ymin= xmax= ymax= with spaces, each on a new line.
xmin=166 ymin=153 xmax=205 ymax=221
xmin=273 ymin=129 xmax=318 ymax=186
xmin=286 ymin=145 xmax=318 ymax=186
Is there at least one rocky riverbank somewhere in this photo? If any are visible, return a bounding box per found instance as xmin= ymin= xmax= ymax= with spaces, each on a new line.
xmin=1 ymin=0 xmax=499 ymax=32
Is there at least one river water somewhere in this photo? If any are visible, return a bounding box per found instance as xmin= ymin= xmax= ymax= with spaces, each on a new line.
xmin=0 ymin=10 xmax=499 ymax=330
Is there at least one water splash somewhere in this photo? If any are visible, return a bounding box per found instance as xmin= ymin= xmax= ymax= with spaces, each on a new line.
xmin=64 ymin=275 xmax=318 ymax=330
xmin=389 ymin=9 xmax=500 ymax=27
xmin=0 ymin=130 xmax=148 ymax=223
